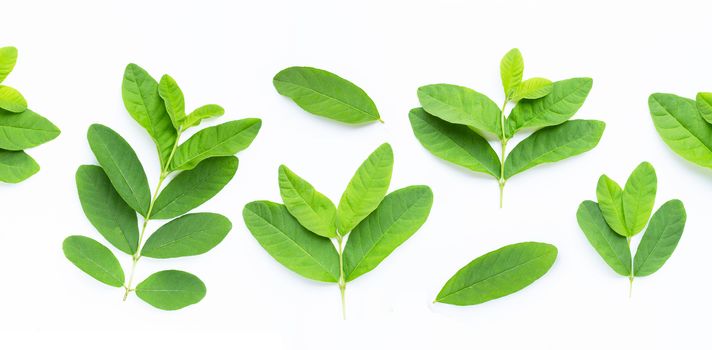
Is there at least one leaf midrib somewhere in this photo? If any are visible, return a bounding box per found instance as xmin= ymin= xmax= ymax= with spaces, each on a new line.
xmin=275 ymin=79 xmax=377 ymax=120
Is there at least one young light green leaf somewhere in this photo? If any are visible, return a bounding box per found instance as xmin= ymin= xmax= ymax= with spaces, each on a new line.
xmin=504 ymin=120 xmax=605 ymax=179
xmin=509 ymin=77 xmax=553 ymax=102
xmin=576 ymin=201 xmax=632 ymax=276
xmin=506 ymin=78 xmax=593 ymax=137
xmin=409 ymin=107 xmax=500 ymax=178
xmin=417 ymin=84 xmax=502 ymax=137
xmin=336 ymin=143 xmax=393 ymax=234
xmin=0 ymin=85 xmax=27 ymax=112
xmin=87 ymin=124 xmax=151 ymax=216
xmin=634 ymin=200 xmax=686 ymax=277
xmin=0 ymin=46 xmax=18 ymax=84
xmin=122 ymin=63 xmax=177 ymax=169
xmin=63 ymin=235 xmax=125 ymax=288
xmin=0 ymin=108 xmax=60 ymax=150
xmin=500 ymin=48 xmax=524 ymax=98
xmin=622 ymin=162 xmax=657 ymax=237
xmin=696 ymin=92 xmax=712 ymax=124
xmin=141 ymin=213 xmax=231 ymax=259
xmin=596 ymin=175 xmax=628 ymax=236
xmin=435 ymin=242 xmax=557 ymax=306
xmin=274 ymin=66 xmax=381 ymax=124
xmin=0 ymin=149 xmax=38 ymax=183
xmin=278 ymin=165 xmax=337 ymax=238
xmin=158 ymin=74 xmax=186 ymax=129
xmin=185 ymin=104 xmax=224 ymax=128
xmin=343 ymin=185 xmax=433 ymax=281
xmin=649 ymin=93 xmax=712 ymax=168
xmin=135 ymin=270 xmax=206 ymax=310
xmin=151 ymin=156 xmax=238 ymax=220
xmin=171 ymin=118 xmax=261 ymax=171
xmin=76 ymin=165 xmax=139 ymax=255
xmin=243 ymin=201 xmax=340 ymax=282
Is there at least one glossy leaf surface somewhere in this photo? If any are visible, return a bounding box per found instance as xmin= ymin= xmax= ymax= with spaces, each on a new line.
xmin=622 ymin=162 xmax=657 ymax=236
xmin=0 ymin=46 xmax=18 ymax=83
xmin=634 ymin=200 xmax=686 ymax=277
xmin=135 ymin=270 xmax=206 ymax=310
xmin=576 ymin=201 xmax=632 ymax=276
xmin=417 ymin=84 xmax=501 ymax=136
xmin=278 ymin=165 xmax=337 ymax=238
xmin=500 ymin=48 xmax=524 ymax=98
xmin=0 ymin=149 xmax=38 ymax=183
xmin=0 ymin=108 xmax=60 ymax=150
xmin=63 ymin=235 xmax=125 ymax=287
xmin=158 ymin=74 xmax=186 ymax=129
xmin=141 ymin=213 xmax=231 ymax=259
xmin=596 ymin=175 xmax=627 ymax=236
xmin=509 ymin=77 xmax=553 ymax=102
xmin=0 ymin=85 xmax=27 ymax=112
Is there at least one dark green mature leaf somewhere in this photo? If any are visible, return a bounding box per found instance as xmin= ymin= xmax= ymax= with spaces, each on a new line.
xmin=696 ymin=92 xmax=712 ymax=124
xmin=243 ymin=201 xmax=340 ymax=282
xmin=135 ymin=270 xmax=206 ymax=310
xmin=0 ymin=47 xmax=17 ymax=84
xmin=152 ymin=156 xmax=238 ymax=220
xmin=500 ymin=48 xmax=524 ymax=98
xmin=576 ymin=201 xmax=632 ymax=276
xmin=273 ymin=66 xmax=381 ymax=124
xmin=0 ymin=108 xmax=60 ymax=150
xmin=504 ymin=120 xmax=605 ymax=179
xmin=87 ymin=124 xmax=151 ymax=216
xmin=141 ymin=213 xmax=231 ymax=259
xmin=649 ymin=93 xmax=712 ymax=168
xmin=63 ymin=235 xmax=125 ymax=287
xmin=0 ymin=149 xmax=38 ymax=183
xmin=336 ymin=143 xmax=393 ymax=234
xmin=76 ymin=165 xmax=139 ymax=255
xmin=185 ymin=104 xmax=224 ymax=128
xmin=171 ymin=118 xmax=261 ymax=171
xmin=0 ymin=85 xmax=27 ymax=112
xmin=343 ymin=185 xmax=433 ymax=281
xmin=622 ymin=162 xmax=657 ymax=237
xmin=506 ymin=78 xmax=593 ymax=137
xmin=122 ymin=63 xmax=177 ymax=169
xmin=509 ymin=78 xmax=553 ymax=102
xmin=435 ymin=242 xmax=557 ymax=306
xmin=417 ymin=84 xmax=502 ymax=137
xmin=279 ymin=165 xmax=337 ymax=238
xmin=409 ymin=108 xmax=500 ymax=178
xmin=634 ymin=200 xmax=686 ymax=277
xmin=158 ymin=74 xmax=186 ymax=129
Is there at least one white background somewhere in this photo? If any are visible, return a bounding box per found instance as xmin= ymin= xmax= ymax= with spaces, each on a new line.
xmin=1 ymin=0 xmax=710 ymax=348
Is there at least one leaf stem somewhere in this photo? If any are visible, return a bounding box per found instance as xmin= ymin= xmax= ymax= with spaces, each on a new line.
xmin=498 ymin=99 xmax=509 ymax=208
xmin=627 ymin=237 xmax=634 ymax=298
xmin=336 ymin=235 xmax=346 ymax=320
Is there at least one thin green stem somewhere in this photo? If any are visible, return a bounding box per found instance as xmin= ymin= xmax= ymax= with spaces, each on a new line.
xmin=336 ymin=235 xmax=346 ymax=320
xmin=627 ymin=237 xmax=633 ymax=298
xmin=498 ymin=99 xmax=509 ymax=208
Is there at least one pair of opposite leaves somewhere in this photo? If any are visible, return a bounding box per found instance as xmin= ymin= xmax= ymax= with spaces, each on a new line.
xmin=63 ymin=64 xmax=261 ymax=310
xmin=0 ymin=46 xmax=59 ymax=183
xmin=273 ymin=49 xmax=606 ymax=207
xmin=577 ymin=162 xmax=686 ymax=293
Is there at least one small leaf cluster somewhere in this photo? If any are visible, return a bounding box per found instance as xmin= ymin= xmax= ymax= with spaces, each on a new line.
xmin=0 ymin=46 xmax=60 ymax=183
xmin=577 ymin=162 xmax=686 ymax=294
xmin=409 ymin=48 xmax=605 ymax=207
xmin=243 ymin=143 xmax=433 ymax=318
xmin=63 ymin=64 xmax=261 ymax=310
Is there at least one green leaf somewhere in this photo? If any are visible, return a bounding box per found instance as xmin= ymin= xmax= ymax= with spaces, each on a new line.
xmin=417 ymin=84 xmax=502 ymax=137
xmin=504 ymin=120 xmax=605 ymax=179
xmin=506 ymin=78 xmax=593 ymax=137
xmin=243 ymin=201 xmax=340 ymax=282
xmin=509 ymin=77 xmax=553 ymax=102
xmin=87 ymin=124 xmax=151 ymax=216
xmin=76 ymin=165 xmax=139 ymax=255
xmin=408 ymin=108 xmax=500 ymax=178
xmin=171 ymin=118 xmax=261 ymax=171
xmin=185 ymin=104 xmax=224 ymax=128
xmin=141 ymin=213 xmax=231 ymax=259
xmin=152 ymin=156 xmax=238 ymax=220
xmin=278 ymin=165 xmax=337 ymax=238
xmin=336 ymin=143 xmax=393 ymax=234
xmin=158 ymin=74 xmax=186 ymax=129
xmin=576 ymin=201 xmax=632 ymax=276
xmin=135 ymin=270 xmax=206 ymax=310
xmin=0 ymin=149 xmax=38 ymax=183
xmin=696 ymin=92 xmax=712 ymax=124
xmin=500 ymin=48 xmax=524 ymax=98
xmin=0 ymin=108 xmax=60 ymax=150
xmin=622 ymin=162 xmax=657 ymax=237
xmin=343 ymin=185 xmax=433 ymax=281
xmin=0 ymin=46 xmax=18 ymax=84
xmin=634 ymin=200 xmax=686 ymax=277
xmin=649 ymin=93 xmax=712 ymax=168
xmin=435 ymin=242 xmax=557 ymax=306
xmin=63 ymin=235 xmax=125 ymax=287
xmin=0 ymin=85 xmax=27 ymax=112
xmin=595 ymin=175 xmax=627 ymax=236
xmin=122 ymin=63 xmax=177 ymax=169
xmin=273 ymin=66 xmax=381 ymax=124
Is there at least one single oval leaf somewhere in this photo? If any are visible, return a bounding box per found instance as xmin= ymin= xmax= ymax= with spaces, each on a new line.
xmin=634 ymin=200 xmax=686 ymax=277
xmin=158 ymin=74 xmax=186 ymax=129
xmin=278 ymin=165 xmax=337 ymax=238
xmin=509 ymin=77 xmax=553 ymax=102
xmin=417 ymin=84 xmax=502 ymax=137
xmin=141 ymin=213 xmax=231 ymax=259
xmin=63 ymin=235 xmax=125 ymax=288
xmin=0 ymin=108 xmax=60 ymax=150
xmin=696 ymin=92 xmax=712 ymax=124
xmin=0 ymin=149 xmax=39 ymax=183
xmin=576 ymin=201 xmax=632 ymax=276
xmin=185 ymin=104 xmax=224 ymax=128
xmin=135 ymin=270 xmax=206 ymax=310
xmin=595 ymin=175 xmax=627 ymax=237
xmin=0 ymin=46 xmax=18 ymax=84
xmin=622 ymin=162 xmax=657 ymax=237
xmin=500 ymin=48 xmax=524 ymax=98
xmin=0 ymin=85 xmax=27 ymax=112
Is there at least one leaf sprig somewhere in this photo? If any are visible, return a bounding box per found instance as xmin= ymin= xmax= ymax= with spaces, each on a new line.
xmin=243 ymin=143 xmax=433 ymax=318
xmin=577 ymin=162 xmax=686 ymax=296
xmin=63 ymin=64 xmax=261 ymax=310
xmin=0 ymin=46 xmax=60 ymax=183
xmin=409 ymin=48 xmax=605 ymax=207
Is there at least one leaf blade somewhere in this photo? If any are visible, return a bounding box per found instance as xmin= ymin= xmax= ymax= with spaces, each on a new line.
xmin=279 ymin=165 xmax=337 ymax=238
xmin=135 ymin=270 xmax=206 ymax=310
xmin=141 ymin=213 xmax=231 ymax=259
xmin=634 ymin=200 xmax=686 ymax=277
xmin=500 ymin=48 xmax=524 ymax=98
xmin=576 ymin=201 xmax=632 ymax=276
xmin=158 ymin=74 xmax=186 ymax=129
xmin=417 ymin=84 xmax=501 ymax=136
xmin=63 ymin=235 xmax=125 ymax=287
xmin=509 ymin=77 xmax=553 ymax=102
xmin=596 ymin=175 xmax=628 ymax=236
xmin=0 ymin=108 xmax=60 ymax=150
xmin=622 ymin=162 xmax=657 ymax=236
xmin=0 ymin=47 xmax=18 ymax=84
xmin=0 ymin=85 xmax=27 ymax=112
xmin=0 ymin=149 xmax=39 ymax=183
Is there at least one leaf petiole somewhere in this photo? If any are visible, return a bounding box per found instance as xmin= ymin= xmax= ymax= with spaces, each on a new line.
xmin=498 ymin=99 xmax=509 ymax=208
xmin=336 ymin=234 xmax=346 ymax=320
